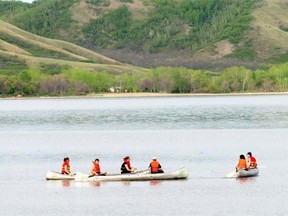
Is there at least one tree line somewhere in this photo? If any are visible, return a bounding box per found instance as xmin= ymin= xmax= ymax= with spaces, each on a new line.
xmin=1 ymin=62 xmax=288 ymax=97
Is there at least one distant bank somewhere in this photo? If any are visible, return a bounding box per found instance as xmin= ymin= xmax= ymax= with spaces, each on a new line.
xmin=2 ymin=92 xmax=288 ymax=100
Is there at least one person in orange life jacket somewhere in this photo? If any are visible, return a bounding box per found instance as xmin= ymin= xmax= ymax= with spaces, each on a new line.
xmin=90 ymin=159 xmax=107 ymax=177
xmin=149 ymin=156 xmax=164 ymax=174
xmin=61 ymin=157 xmax=72 ymax=175
xmin=121 ymin=156 xmax=137 ymax=174
xmin=235 ymin=154 xmax=248 ymax=171
xmin=246 ymin=152 xmax=257 ymax=169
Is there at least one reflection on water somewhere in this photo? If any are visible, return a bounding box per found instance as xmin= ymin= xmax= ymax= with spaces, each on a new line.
xmin=51 ymin=180 xmax=165 ymax=188
xmin=61 ymin=180 xmax=71 ymax=187
xmin=91 ymin=182 xmax=101 ymax=187
xmin=236 ymin=177 xmax=257 ymax=184
xmin=50 ymin=180 xmax=165 ymax=188
xmin=149 ymin=180 xmax=161 ymax=186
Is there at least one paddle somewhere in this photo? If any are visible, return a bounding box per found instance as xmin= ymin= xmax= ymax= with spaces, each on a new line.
xmin=75 ymin=172 xmax=89 ymax=182
xmin=226 ymin=170 xmax=237 ymax=178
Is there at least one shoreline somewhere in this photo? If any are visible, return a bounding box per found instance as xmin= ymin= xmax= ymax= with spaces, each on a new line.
xmin=1 ymin=92 xmax=288 ymax=100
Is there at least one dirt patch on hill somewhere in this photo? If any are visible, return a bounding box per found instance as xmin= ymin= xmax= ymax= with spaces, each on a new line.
xmin=214 ymin=40 xmax=234 ymax=59
xmin=108 ymin=0 xmax=152 ymax=19
xmin=71 ymin=0 xmax=98 ymax=24
xmin=71 ymin=0 xmax=152 ymax=24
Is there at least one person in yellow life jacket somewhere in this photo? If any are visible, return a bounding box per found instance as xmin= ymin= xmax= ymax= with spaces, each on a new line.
xmin=235 ymin=154 xmax=248 ymax=171
xmin=149 ymin=156 xmax=164 ymax=174
xmin=246 ymin=152 xmax=257 ymax=169
xmin=61 ymin=157 xmax=72 ymax=175
xmin=90 ymin=159 xmax=107 ymax=177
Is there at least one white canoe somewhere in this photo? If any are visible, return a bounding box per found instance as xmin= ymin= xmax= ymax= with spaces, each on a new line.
xmin=46 ymin=171 xmax=75 ymax=180
xmin=237 ymin=168 xmax=259 ymax=178
xmin=75 ymin=167 xmax=189 ymax=182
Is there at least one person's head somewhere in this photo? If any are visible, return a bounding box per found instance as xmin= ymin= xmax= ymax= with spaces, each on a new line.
xmin=94 ymin=159 xmax=99 ymax=163
xmin=152 ymin=156 xmax=157 ymax=161
xmin=123 ymin=156 xmax=130 ymax=161
xmin=239 ymin=154 xmax=245 ymax=160
xmin=64 ymin=157 xmax=69 ymax=162
xmin=247 ymin=152 xmax=252 ymax=157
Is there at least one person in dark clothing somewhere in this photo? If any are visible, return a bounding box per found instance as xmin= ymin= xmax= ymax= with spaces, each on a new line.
xmin=121 ymin=156 xmax=136 ymax=174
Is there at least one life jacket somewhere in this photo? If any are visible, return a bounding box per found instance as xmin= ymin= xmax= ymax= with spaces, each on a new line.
xmin=249 ymin=156 xmax=257 ymax=168
xmin=126 ymin=160 xmax=131 ymax=169
xmin=121 ymin=161 xmax=131 ymax=173
xmin=237 ymin=159 xmax=247 ymax=169
xmin=61 ymin=161 xmax=70 ymax=174
xmin=92 ymin=162 xmax=101 ymax=174
xmin=150 ymin=161 xmax=160 ymax=173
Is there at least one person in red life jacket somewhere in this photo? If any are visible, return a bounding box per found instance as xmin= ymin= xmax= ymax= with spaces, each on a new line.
xmin=149 ymin=156 xmax=164 ymax=174
xmin=246 ymin=152 xmax=257 ymax=169
xmin=121 ymin=156 xmax=137 ymax=174
xmin=61 ymin=157 xmax=72 ymax=175
xmin=235 ymin=154 xmax=248 ymax=171
xmin=90 ymin=158 xmax=107 ymax=177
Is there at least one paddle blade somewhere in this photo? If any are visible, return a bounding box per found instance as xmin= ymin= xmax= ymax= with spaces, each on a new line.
xmin=226 ymin=171 xmax=236 ymax=178
xmin=75 ymin=172 xmax=89 ymax=182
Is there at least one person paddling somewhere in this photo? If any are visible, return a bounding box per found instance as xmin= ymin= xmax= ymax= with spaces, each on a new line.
xmin=90 ymin=159 xmax=107 ymax=177
xmin=61 ymin=157 xmax=73 ymax=175
xmin=121 ymin=156 xmax=136 ymax=174
xmin=149 ymin=156 xmax=164 ymax=174
xmin=246 ymin=152 xmax=257 ymax=169
xmin=235 ymin=154 xmax=248 ymax=171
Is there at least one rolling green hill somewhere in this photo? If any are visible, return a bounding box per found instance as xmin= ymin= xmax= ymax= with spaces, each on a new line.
xmin=1 ymin=0 xmax=288 ymax=68
xmin=0 ymin=19 xmax=146 ymax=74
xmin=0 ymin=19 xmax=146 ymax=96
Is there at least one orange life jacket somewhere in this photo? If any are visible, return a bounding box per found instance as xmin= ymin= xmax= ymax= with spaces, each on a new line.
xmin=249 ymin=156 xmax=257 ymax=167
xmin=150 ymin=161 xmax=160 ymax=173
xmin=92 ymin=162 xmax=101 ymax=173
xmin=237 ymin=159 xmax=247 ymax=169
xmin=61 ymin=161 xmax=70 ymax=174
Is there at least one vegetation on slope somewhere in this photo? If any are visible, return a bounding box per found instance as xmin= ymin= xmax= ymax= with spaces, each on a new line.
xmin=0 ymin=19 xmax=146 ymax=97
xmin=83 ymin=0 xmax=255 ymax=54
xmin=1 ymin=0 xmax=288 ymax=97
xmin=0 ymin=0 xmax=260 ymax=65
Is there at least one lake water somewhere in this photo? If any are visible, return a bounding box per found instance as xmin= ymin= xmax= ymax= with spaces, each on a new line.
xmin=1 ymin=95 xmax=288 ymax=215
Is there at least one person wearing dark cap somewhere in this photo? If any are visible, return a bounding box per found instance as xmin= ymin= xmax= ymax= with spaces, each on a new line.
xmin=121 ymin=156 xmax=137 ymax=174
xmin=149 ymin=156 xmax=164 ymax=174
xmin=246 ymin=152 xmax=257 ymax=169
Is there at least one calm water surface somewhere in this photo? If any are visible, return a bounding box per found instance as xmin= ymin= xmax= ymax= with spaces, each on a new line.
xmin=0 ymin=95 xmax=288 ymax=215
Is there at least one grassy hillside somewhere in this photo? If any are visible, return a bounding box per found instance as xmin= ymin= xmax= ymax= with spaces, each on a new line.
xmin=0 ymin=0 xmax=260 ymax=69
xmin=249 ymin=0 xmax=288 ymax=63
xmin=1 ymin=10 xmax=288 ymax=97
xmin=0 ymin=20 xmax=147 ymax=74
xmin=0 ymin=0 xmax=288 ymax=70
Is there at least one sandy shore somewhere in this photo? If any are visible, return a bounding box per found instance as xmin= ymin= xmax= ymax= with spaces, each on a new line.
xmin=96 ymin=92 xmax=288 ymax=98
xmin=1 ymin=92 xmax=288 ymax=100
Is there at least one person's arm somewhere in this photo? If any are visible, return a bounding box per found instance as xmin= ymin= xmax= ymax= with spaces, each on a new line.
xmin=125 ymin=164 xmax=131 ymax=171
xmin=235 ymin=161 xmax=239 ymax=171
xmin=64 ymin=165 xmax=70 ymax=174
xmin=91 ymin=166 xmax=99 ymax=176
